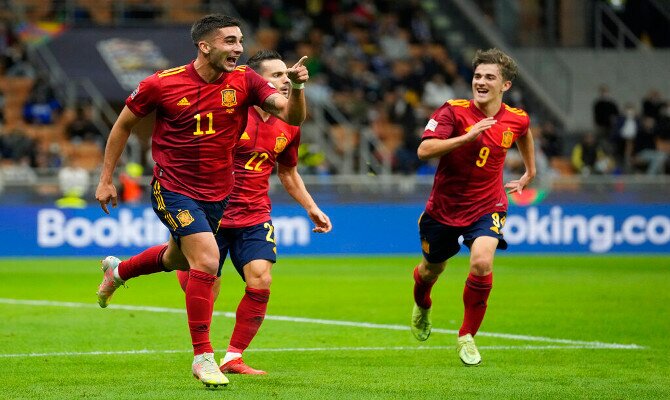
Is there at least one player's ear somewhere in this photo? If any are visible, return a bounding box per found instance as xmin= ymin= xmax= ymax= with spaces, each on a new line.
xmin=502 ymin=81 xmax=512 ymax=92
xmin=199 ymin=41 xmax=210 ymax=55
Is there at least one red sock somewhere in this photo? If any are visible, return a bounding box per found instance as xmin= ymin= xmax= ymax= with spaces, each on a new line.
xmin=176 ymin=269 xmax=189 ymax=292
xmin=117 ymin=245 xmax=168 ymax=281
xmin=413 ymin=266 xmax=437 ymax=309
xmin=186 ymin=269 xmax=216 ymax=355
xmin=227 ymin=287 xmax=270 ymax=354
xmin=459 ymin=273 xmax=493 ymax=337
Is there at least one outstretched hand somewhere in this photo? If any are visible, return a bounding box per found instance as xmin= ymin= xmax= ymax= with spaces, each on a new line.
xmin=95 ymin=182 xmax=118 ymax=214
xmin=287 ymin=56 xmax=309 ymax=85
xmin=504 ymin=172 xmax=533 ymax=194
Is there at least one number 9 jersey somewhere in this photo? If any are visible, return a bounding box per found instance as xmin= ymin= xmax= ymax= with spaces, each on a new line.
xmin=421 ymin=99 xmax=530 ymax=227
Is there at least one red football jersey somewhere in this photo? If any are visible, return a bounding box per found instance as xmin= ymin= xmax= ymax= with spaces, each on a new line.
xmin=220 ymin=107 xmax=300 ymax=228
xmin=422 ymin=99 xmax=530 ymax=227
xmin=126 ymin=62 xmax=277 ymax=201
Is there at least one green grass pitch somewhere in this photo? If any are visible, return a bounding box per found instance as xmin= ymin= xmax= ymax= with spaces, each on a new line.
xmin=1 ymin=255 xmax=669 ymax=399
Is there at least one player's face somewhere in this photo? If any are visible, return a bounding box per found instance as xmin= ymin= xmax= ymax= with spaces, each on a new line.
xmin=259 ymin=59 xmax=290 ymax=98
xmin=202 ymin=26 xmax=244 ymax=72
xmin=471 ymin=63 xmax=511 ymax=106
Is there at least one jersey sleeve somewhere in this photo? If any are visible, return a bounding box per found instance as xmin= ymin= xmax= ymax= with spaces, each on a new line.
xmin=277 ymin=128 xmax=300 ymax=167
xmin=125 ymin=74 xmax=161 ymax=117
xmin=421 ymin=105 xmax=456 ymax=141
xmin=245 ymin=68 xmax=279 ymax=107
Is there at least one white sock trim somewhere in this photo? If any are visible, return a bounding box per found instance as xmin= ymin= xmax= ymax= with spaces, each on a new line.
xmin=113 ymin=267 xmax=124 ymax=283
xmin=222 ymin=352 xmax=242 ymax=365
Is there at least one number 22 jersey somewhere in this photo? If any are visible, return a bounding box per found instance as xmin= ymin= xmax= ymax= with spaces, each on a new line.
xmin=421 ymin=99 xmax=530 ymax=227
xmin=220 ymin=107 xmax=300 ymax=228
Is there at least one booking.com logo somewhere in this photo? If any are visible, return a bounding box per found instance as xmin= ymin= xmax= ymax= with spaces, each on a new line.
xmin=504 ymin=206 xmax=670 ymax=253
xmin=36 ymin=209 xmax=312 ymax=248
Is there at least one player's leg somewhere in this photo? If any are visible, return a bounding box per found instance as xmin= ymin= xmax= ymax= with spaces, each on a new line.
xmin=180 ymin=231 xmax=228 ymax=386
xmin=458 ymin=212 xmax=507 ymax=366
xmin=221 ymin=259 xmax=271 ymax=375
xmin=96 ymin=242 xmax=174 ymax=308
xmin=411 ymin=212 xmax=460 ymax=341
xmin=176 ymin=227 xmax=232 ymax=299
xmin=221 ymin=221 xmax=275 ymax=374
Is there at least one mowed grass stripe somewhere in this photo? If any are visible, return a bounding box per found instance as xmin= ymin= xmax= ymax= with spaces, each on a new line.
xmin=0 ymin=298 xmax=644 ymax=349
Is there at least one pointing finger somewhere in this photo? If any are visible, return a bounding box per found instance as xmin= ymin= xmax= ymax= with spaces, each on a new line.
xmin=293 ymin=56 xmax=308 ymax=68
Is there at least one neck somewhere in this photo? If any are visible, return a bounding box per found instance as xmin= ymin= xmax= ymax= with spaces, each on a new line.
xmin=474 ymin=99 xmax=502 ymax=117
xmin=193 ymin=55 xmax=223 ymax=83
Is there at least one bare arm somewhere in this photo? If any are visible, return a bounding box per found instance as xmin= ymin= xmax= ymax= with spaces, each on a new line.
xmin=504 ymin=128 xmax=537 ymax=194
xmin=277 ymin=163 xmax=332 ymax=233
xmin=417 ymin=117 xmax=497 ymax=160
xmin=261 ymin=56 xmax=308 ymax=126
xmin=95 ymin=106 xmax=142 ymax=214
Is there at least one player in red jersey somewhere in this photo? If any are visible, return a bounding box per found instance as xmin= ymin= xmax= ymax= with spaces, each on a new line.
xmin=410 ymin=48 xmax=536 ymax=366
xmin=94 ymin=15 xmax=310 ymax=387
xmin=176 ymin=50 xmax=332 ymax=375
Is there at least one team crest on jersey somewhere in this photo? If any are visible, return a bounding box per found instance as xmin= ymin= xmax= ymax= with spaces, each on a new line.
xmin=274 ymin=134 xmax=288 ymax=153
xmin=221 ymin=89 xmax=237 ymax=107
xmin=421 ymin=239 xmax=430 ymax=254
xmin=501 ymin=128 xmax=514 ymax=148
xmin=176 ymin=210 xmax=194 ymax=227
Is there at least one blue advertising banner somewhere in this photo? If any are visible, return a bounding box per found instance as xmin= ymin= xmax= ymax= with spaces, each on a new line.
xmin=0 ymin=204 xmax=668 ymax=257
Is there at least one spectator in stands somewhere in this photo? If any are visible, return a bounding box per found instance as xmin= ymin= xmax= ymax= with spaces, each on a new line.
xmin=56 ymin=157 xmax=90 ymax=208
xmin=538 ymin=120 xmax=563 ymax=161
xmin=592 ymin=84 xmax=619 ymax=142
xmin=23 ymin=75 xmax=61 ymax=125
xmin=641 ymin=89 xmax=665 ymax=121
xmin=632 ymin=116 xmax=666 ymax=174
xmin=3 ymin=41 xmax=36 ymax=78
xmin=66 ymin=103 xmax=105 ymax=148
xmin=0 ymin=128 xmax=37 ymax=167
xmin=422 ymin=73 xmax=455 ymax=109
xmin=571 ymin=132 xmax=614 ymax=175
xmin=614 ymin=103 xmax=640 ymax=172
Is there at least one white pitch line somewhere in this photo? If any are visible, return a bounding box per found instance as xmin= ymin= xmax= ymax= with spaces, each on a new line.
xmin=0 ymin=298 xmax=644 ymax=350
xmin=0 ymin=344 xmax=637 ymax=359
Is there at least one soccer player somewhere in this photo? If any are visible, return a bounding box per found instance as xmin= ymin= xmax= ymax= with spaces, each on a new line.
xmin=176 ymin=49 xmax=332 ymax=375
xmin=94 ymin=15 xmax=309 ymax=387
xmin=410 ymin=48 xmax=536 ymax=366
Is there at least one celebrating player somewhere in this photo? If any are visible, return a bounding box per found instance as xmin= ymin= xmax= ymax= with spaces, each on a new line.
xmin=176 ymin=50 xmax=331 ymax=375
xmin=410 ymin=48 xmax=536 ymax=366
xmin=94 ymin=15 xmax=309 ymax=387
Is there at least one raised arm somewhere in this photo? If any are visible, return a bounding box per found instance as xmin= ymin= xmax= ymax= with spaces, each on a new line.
xmin=277 ymin=163 xmax=332 ymax=233
xmin=504 ymin=128 xmax=536 ymax=194
xmin=95 ymin=106 xmax=142 ymax=214
xmin=417 ymin=117 xmax=497 ymax=160
xmin=260 ymin=56 xmax=308 ymax=126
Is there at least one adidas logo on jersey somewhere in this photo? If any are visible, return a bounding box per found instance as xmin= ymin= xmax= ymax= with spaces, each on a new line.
xmin=240 ymin=132 xmax=250 ymax=140
xmin=177 ymin=97 xmax=190 ymax=106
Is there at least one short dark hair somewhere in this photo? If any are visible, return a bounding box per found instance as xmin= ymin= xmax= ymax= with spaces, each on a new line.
xmin=246 ymin=50 xmax=283 ymax=73
xmin=472 ymin=48 xmax=518 ymax=82
xmin=190 ymin=14 xmax=240 ymax=47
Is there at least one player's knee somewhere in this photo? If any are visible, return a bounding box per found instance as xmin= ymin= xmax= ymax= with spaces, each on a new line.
xmin=190 ymin=254 xmax=219 ymax=275
xmin=247 ymin=271 xmax=272 ymax=290
xmin=420 ymin=260 xmax=445 ymax=279
xmin=470 ymin=256 xmax=493 ymax=275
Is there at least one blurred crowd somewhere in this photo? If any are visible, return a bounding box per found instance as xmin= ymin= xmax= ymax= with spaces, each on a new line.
xmin=583 ymin=85 xmax=670 ymax=176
